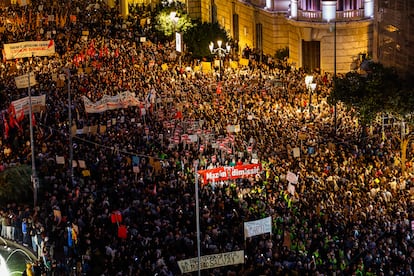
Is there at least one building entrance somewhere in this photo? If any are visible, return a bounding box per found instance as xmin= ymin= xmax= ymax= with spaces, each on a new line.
xmin=302 ymin=40 xmax=321 ymax=72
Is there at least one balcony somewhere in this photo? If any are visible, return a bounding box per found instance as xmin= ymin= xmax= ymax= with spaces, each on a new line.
xmin=296 ymin=9 xmax=366 ymax=22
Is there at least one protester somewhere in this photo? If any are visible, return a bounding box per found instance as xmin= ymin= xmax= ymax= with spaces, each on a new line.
xmin=0 ymin=0 xmax=413 ymax=275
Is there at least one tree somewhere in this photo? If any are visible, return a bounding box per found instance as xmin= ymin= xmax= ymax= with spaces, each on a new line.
xmin=154 ymin=10 xmax=194 ymax=39
xmin=0 ymin=165 xmax=32 ymax=203
xmin=183 ymin=21 xmax=231 ymax=59
xmin=329 ymin=61 xmax=414 ymax=173
xmin=275 ymin=47 xmax=289 ymax=61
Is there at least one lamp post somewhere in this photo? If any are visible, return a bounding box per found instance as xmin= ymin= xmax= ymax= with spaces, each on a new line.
xmin=169 ymin=11 xmax=178 ymax=36
xmin=305 ymin=75 xmax=316 ymax=117
xmin=170 ymin=12 xmax=182 ymax=71
xmin=328 ymin=17 xmax=337 ymax=134
xmin=193 ymin=159 xmax=201 ymax=276
xmin=62 ymin=68 xmax=74 ymax=186
xmin=209 ymin=40 xmax=231 ymax=80
xmin=333 ymin=19 xmax=337 ymax=134
xmin=28 ymin=55 xmax=38 ymax=208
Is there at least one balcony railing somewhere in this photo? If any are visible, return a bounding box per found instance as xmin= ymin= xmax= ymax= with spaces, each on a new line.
xmin=296 ymin=9 xmax=366 ymax=22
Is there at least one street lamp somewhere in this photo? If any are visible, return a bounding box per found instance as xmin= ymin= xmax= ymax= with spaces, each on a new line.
xmin=170 ymin=12 xmax=183 ymax=71
xmin=305 ymin=75 xmax=316 ymax=117
xmin=193 ymin=159 xmax=201 ymax=276
xmin=28 ymin=55 xmax=38 ymax=208
xmin=209 ymin=40 xmax=231 ymax=80
xmin=61 ymin=68 xmax=74 ymax=186
xmin=328 ymin=17 xmax=337 ymax=135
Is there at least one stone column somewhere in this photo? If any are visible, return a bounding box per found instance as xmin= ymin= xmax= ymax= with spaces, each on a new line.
xmin=290 ymin=0 xmax=298 ymax=18
xmin=266 ymin=0 xmax=274 ymax=11
xmin=364 ymin=0 xmax=374 ymax=18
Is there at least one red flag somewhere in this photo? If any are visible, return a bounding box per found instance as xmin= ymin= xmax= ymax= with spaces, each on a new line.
xmin=216 ymin=82 xmax=222 ymax=94
xmin=73 ymin=54 xmax=79 ymax=67
xmin=88 ymin=39 xmax=95 ymax=49
xmin=17 ymin=110 xmax=24 ymax=123
xmin=103 ymin=46 xmax=109 ymax=56
xmin=175 ymin=111 xmax=183 ymax=120
xmin=31 ymin=113 xmax=36 ymax=127
xmin=7 ymin=102 xmax=20 ymax=130
xmin=3 ymin=114 xmax=9 ymax=139
xmin=8 ymin=104 xmax=16 ymax=118
xmin=47 ymin=40 xmax=54 ymax=48
xmin=152 ymin=183 xmax=157 ymax=195
xmin=117 ymin=225 xmax=127 ymax=239
xmin=111 ymin=211 xmax=122 ymax=224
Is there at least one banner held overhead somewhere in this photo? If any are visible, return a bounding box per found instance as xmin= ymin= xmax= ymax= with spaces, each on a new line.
xmin=3 ymin=40 xmax=55 ymax=59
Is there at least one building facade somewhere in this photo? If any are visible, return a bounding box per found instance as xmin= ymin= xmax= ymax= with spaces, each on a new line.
xmin=117 ymin=0 xmax=413 ymax=76
xmin=198 ymin=0 xmax=374 ymax=73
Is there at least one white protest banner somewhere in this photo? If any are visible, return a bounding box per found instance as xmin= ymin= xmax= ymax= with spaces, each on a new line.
xmin=189 ymin=134 xmax=198 ymax=143
xmin=78 ymin=160 xmax=86 ymax=169
xmin=177 ymin=250 xmax=244 ymax=274
xmin=226 ymin=125 xmax=235 ymax=133
xmin=293 ymin=147 xmax=300 ymax=158
xmin=286 ymin=171 xmax=298 ymax=184
xmin=82 ymin=91 xmax=141 ymax=113
xmin=12 ymin=95 xmax=46 ymax=115
xmin=15 ymin=73 xmax=37 ymax=89
xmin=175 ymin=32 xmax=183 ymax=52
xmin=244 ymin=216 xmax=272 ymax=238
xmin=3 ymin=40 xmax=55 ymax=60
xmin=56 ymin=156 xmax=65 ymax=165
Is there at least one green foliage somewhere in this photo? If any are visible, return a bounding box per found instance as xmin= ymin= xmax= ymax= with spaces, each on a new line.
xmin=183 ymin=21 xmax=230 ymax=59
xmin=154 ymin=11 xmax=194 ymax=38
xmin=328 ymin=62 xmax=411 ymax=125
xmin=0 ymin=165 xmax=32 ymax=203
xmin=275 ymin=47 xmax=289 ymax=61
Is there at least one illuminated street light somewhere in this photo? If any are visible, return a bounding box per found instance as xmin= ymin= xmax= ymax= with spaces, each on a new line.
xmin=305 ymin=75 xmax=317 ymax=117
xmin=209 ymin=40 xmax=231 ymax=80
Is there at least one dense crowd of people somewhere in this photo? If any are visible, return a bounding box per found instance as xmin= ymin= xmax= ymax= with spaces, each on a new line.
xmin=0 ymin=0 xmax=414 ymax=275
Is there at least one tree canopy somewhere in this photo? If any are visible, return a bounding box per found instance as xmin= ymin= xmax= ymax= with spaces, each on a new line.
xmin=154 ymin=11 xmax=194 ymax=38
xmin=0 ymin=165 xmax=32 ymax=203
xmin=328 ymin=61 xmax=414 ymax=125
xmin=183 ymin=22 xmax=231 ymax=59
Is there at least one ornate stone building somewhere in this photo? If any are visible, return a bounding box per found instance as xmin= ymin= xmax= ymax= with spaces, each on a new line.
xmin=197 ymin=0 xmax=374 ymax=73
xmin=116 ymin=0 xmax=413 ymax=76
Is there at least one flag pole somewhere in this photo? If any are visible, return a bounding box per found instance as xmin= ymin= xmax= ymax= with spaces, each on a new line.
xmin=28 ymin=53 xmax=38 ymax=208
